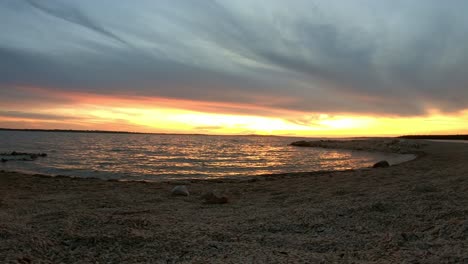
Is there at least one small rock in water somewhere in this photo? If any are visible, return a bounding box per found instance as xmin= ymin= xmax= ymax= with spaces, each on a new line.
xmin=171 ymin=185 xmax=189 ymax=196
xmin=290 ymin=140 xmax=312 ymax=147
xmin=1 ymin=152 xmax=47 ymax=162
xmin=201 ymin=192 xmax=229 ymax=204
xmin=373 ymin=160 xmax=390 ymax=168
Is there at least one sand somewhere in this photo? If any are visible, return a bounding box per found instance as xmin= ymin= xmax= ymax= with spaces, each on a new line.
xmin=0 ymin=139 xmax=467 ymax=263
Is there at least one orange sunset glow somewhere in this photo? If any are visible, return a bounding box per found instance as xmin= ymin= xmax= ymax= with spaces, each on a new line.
xmin=2 ymin=87 xmax=467 ymax=136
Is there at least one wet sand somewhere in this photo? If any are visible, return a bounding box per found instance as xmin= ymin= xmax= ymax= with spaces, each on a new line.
xmin=1 ymin=140 xmax=467 ymax=263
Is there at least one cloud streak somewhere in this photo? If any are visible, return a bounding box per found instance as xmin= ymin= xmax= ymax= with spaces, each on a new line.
xmin=23 ymin=0 xmax=129 ymax=47
xmin=0 ymin=110 xmax=81 ymax=121
xmin=1 ymin=0 xmax=468 ymax=119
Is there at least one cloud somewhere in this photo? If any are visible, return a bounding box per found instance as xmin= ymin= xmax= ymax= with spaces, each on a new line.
xmin=23 ymin=0 xmax=129 ymax=47
xmin=193 ymin=126 xmax=224 ymax=131
xmin=0 ymin=110 xmax=81 ymax=121
xmin=1 ymin=0 xmax=468 ymax=117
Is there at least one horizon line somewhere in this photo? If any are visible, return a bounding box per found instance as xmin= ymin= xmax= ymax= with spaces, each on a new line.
xmin=0 ymin=127 xmax=294 ymax=138
xmin=1 ymin=127 xmax=467 ymax=139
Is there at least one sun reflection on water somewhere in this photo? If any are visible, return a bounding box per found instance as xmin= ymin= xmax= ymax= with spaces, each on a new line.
xmin=0 ymin=132 xmax=415 ymax=181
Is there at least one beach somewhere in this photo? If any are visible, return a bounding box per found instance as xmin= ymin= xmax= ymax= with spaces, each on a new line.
xmin=1 ymin=139 xmax=467 ymax=263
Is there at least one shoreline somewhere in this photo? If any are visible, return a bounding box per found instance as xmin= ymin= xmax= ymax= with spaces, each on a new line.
xmin=1 ymin=139 xmax=467 ymax=263
xmin=0 ymin=138 xmax=420 ymax=183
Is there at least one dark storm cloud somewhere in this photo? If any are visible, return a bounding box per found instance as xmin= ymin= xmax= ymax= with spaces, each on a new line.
xmin=1 ymin=0 xmax=468 ymax=116
xmin=0 ymin=110 xmax=81 ymax=120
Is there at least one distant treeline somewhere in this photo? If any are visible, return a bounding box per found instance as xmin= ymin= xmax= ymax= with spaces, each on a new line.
xmin=0 ymin=128 xmax=147 ymax=135
xmin=399 ymin=135 xmax=468 ymax=140
xmin=0 ymin=128 xmax=277 ymax=137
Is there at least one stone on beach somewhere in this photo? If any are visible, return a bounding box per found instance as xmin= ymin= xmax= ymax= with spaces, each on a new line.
xmin=171 ymin=185 xmax=190 ymax=196
xmin=373 ymin=160 xmax=390 ymax=168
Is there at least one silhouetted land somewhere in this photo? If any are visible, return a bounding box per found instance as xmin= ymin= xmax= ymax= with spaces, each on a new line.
xmin=0 ymin=128 xmax=285 ymax=137
xmin=2 ymin=128 xmax=467 ymax=140
xmin=399 ymin=135 xmax=468 ymax=140
xmin=0 ymin=127 xmax=146 ymax=135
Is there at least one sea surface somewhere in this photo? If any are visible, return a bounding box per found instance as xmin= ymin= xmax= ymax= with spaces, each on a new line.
xmin=0 ymin=131 xmax=415 ymax=181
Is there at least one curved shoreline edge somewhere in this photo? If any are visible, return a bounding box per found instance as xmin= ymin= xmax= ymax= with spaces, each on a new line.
xmin=1 ymin=139 xmax=423 ymax=184
xmin=1 ymin=139 xmax=468 ymax=262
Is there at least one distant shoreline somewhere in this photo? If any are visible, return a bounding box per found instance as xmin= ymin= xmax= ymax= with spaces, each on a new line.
xmin=399 ymin=134 xmax=468 ymax=140
xmin=1 ymin=127 xmax=467 ymax=140
xmin=0 ymin=128 xmax=283 ymax=137
xmin=0 ymin=127 xmax=147 ymax=135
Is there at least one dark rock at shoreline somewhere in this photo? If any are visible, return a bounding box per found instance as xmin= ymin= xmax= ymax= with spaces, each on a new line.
xmin=0 ymin=152 xmax=48 ymax=162
xmin=289 ymin=139 xmax=425 ymax=154
xmin=290 ymin=141 xmax=313 ymax=147
xmin=3 ymin=151 xmax=47 ymax=156
xmin=373 ymin=160 xmax=390 ymax=168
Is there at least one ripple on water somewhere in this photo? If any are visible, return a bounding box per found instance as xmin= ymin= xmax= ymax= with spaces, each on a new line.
xmin=0 ymin=132 xmax=415 ymax=181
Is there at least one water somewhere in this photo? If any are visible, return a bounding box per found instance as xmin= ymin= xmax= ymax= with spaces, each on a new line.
xmin=0 ymin=131 xmax=415 ymax=181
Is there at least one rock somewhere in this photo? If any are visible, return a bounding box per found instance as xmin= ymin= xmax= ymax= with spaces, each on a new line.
xmin=201 ymin=192 xmax=229 ymax=204
xmin=28 ymin=154 xmax=38 ymax=160
xmin=373 ymin=160 xmax=390 ymax=168
xmin=0 ymin=152 xmax=47 ymax=162
xmin=290 ymin=141 xmax=312 ymax=147
xmin=171 ymin=185 xmax=189 ymax=196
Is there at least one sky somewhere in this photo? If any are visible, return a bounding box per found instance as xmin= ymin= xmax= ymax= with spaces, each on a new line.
xmin=1 ymin=0 xmax=468 ymax=136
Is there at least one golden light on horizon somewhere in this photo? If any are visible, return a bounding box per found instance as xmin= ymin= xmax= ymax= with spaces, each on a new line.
xmin=3 ymin=102 xmax=465 ymax=137
xmin=318 ymin=117 xmax=375 ymax=130
xmin=1 ymin=88 xmax=467 ymax=136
